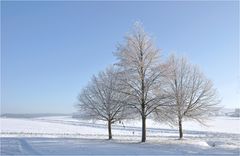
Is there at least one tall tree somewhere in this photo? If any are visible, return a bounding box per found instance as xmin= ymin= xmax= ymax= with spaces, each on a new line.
xmin=114 ymin=22 xmax=166 ymax=142
xmin=163 ymin=55 xmax=219 ymax=139
xmin=77 ymin=67 xmax=127 ymax=140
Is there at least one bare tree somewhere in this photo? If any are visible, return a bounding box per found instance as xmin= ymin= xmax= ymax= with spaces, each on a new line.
xmin=114 ymin=22 xmax=167 ymax=142
xmin=163 ymin=54 xmax=220 ymax=139
xmin=77 ymin=67 xmax=128 ymax=140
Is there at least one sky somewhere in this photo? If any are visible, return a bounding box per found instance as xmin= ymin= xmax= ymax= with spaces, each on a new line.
xmin=1 ymin=1 xmax=239 ymax=114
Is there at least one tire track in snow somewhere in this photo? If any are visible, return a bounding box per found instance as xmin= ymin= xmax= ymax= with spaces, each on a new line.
xmin=18 ymin=138 xmax=40 ymax=155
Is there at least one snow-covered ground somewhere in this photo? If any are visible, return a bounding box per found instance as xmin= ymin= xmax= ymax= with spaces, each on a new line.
xmin=1 ymin=116 xmax=239 ymax=155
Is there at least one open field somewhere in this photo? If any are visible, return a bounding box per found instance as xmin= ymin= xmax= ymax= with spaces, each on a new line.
xmin=1 ymin=116 xmax=240 ymax=155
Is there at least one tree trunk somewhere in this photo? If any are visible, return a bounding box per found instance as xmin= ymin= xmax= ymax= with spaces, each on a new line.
xmin=178 ymin=118 xmax=183 ymax=139
xmin=108 ymin=120 xmax=112 ymax=140
xmin=141 ymin=115 xmax=146 ymax=142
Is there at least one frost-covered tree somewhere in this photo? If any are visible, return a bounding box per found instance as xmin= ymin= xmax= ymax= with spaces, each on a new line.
xmin=162 ymin=55 xmax=219 ymax=139
xmin=77 ymin=67 xmax=128 ymax=140
xmin=114 ymin=22 xmax=167 ymax=142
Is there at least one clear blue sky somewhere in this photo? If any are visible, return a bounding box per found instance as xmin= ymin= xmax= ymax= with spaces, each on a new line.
xmin=1 ymin=1 xmax=239 ymax=114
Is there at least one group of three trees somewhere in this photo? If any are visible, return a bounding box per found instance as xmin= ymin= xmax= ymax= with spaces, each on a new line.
xmin=77 ymin=23 xmax=219 ymax=142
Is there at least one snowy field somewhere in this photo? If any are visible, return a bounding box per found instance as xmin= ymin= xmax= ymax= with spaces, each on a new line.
xmin=1 ymin=116 xmax=240 ymax=155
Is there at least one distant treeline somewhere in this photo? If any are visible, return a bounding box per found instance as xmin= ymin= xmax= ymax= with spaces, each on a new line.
xmin=1 ymin=113 xmax=71 ymax=118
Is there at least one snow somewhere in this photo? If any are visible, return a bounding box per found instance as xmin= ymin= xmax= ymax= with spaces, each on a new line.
xmin=1 ymin=116 xmax=240 ymax=155
xmin=1 ymin=137 xmax=239 ymax=155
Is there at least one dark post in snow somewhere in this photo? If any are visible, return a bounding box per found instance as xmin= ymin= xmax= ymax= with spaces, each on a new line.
xmin=178 ymin=118 xmax=183 ymax=139
xmin=108 ymin=120 xmax=112 ymax=140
